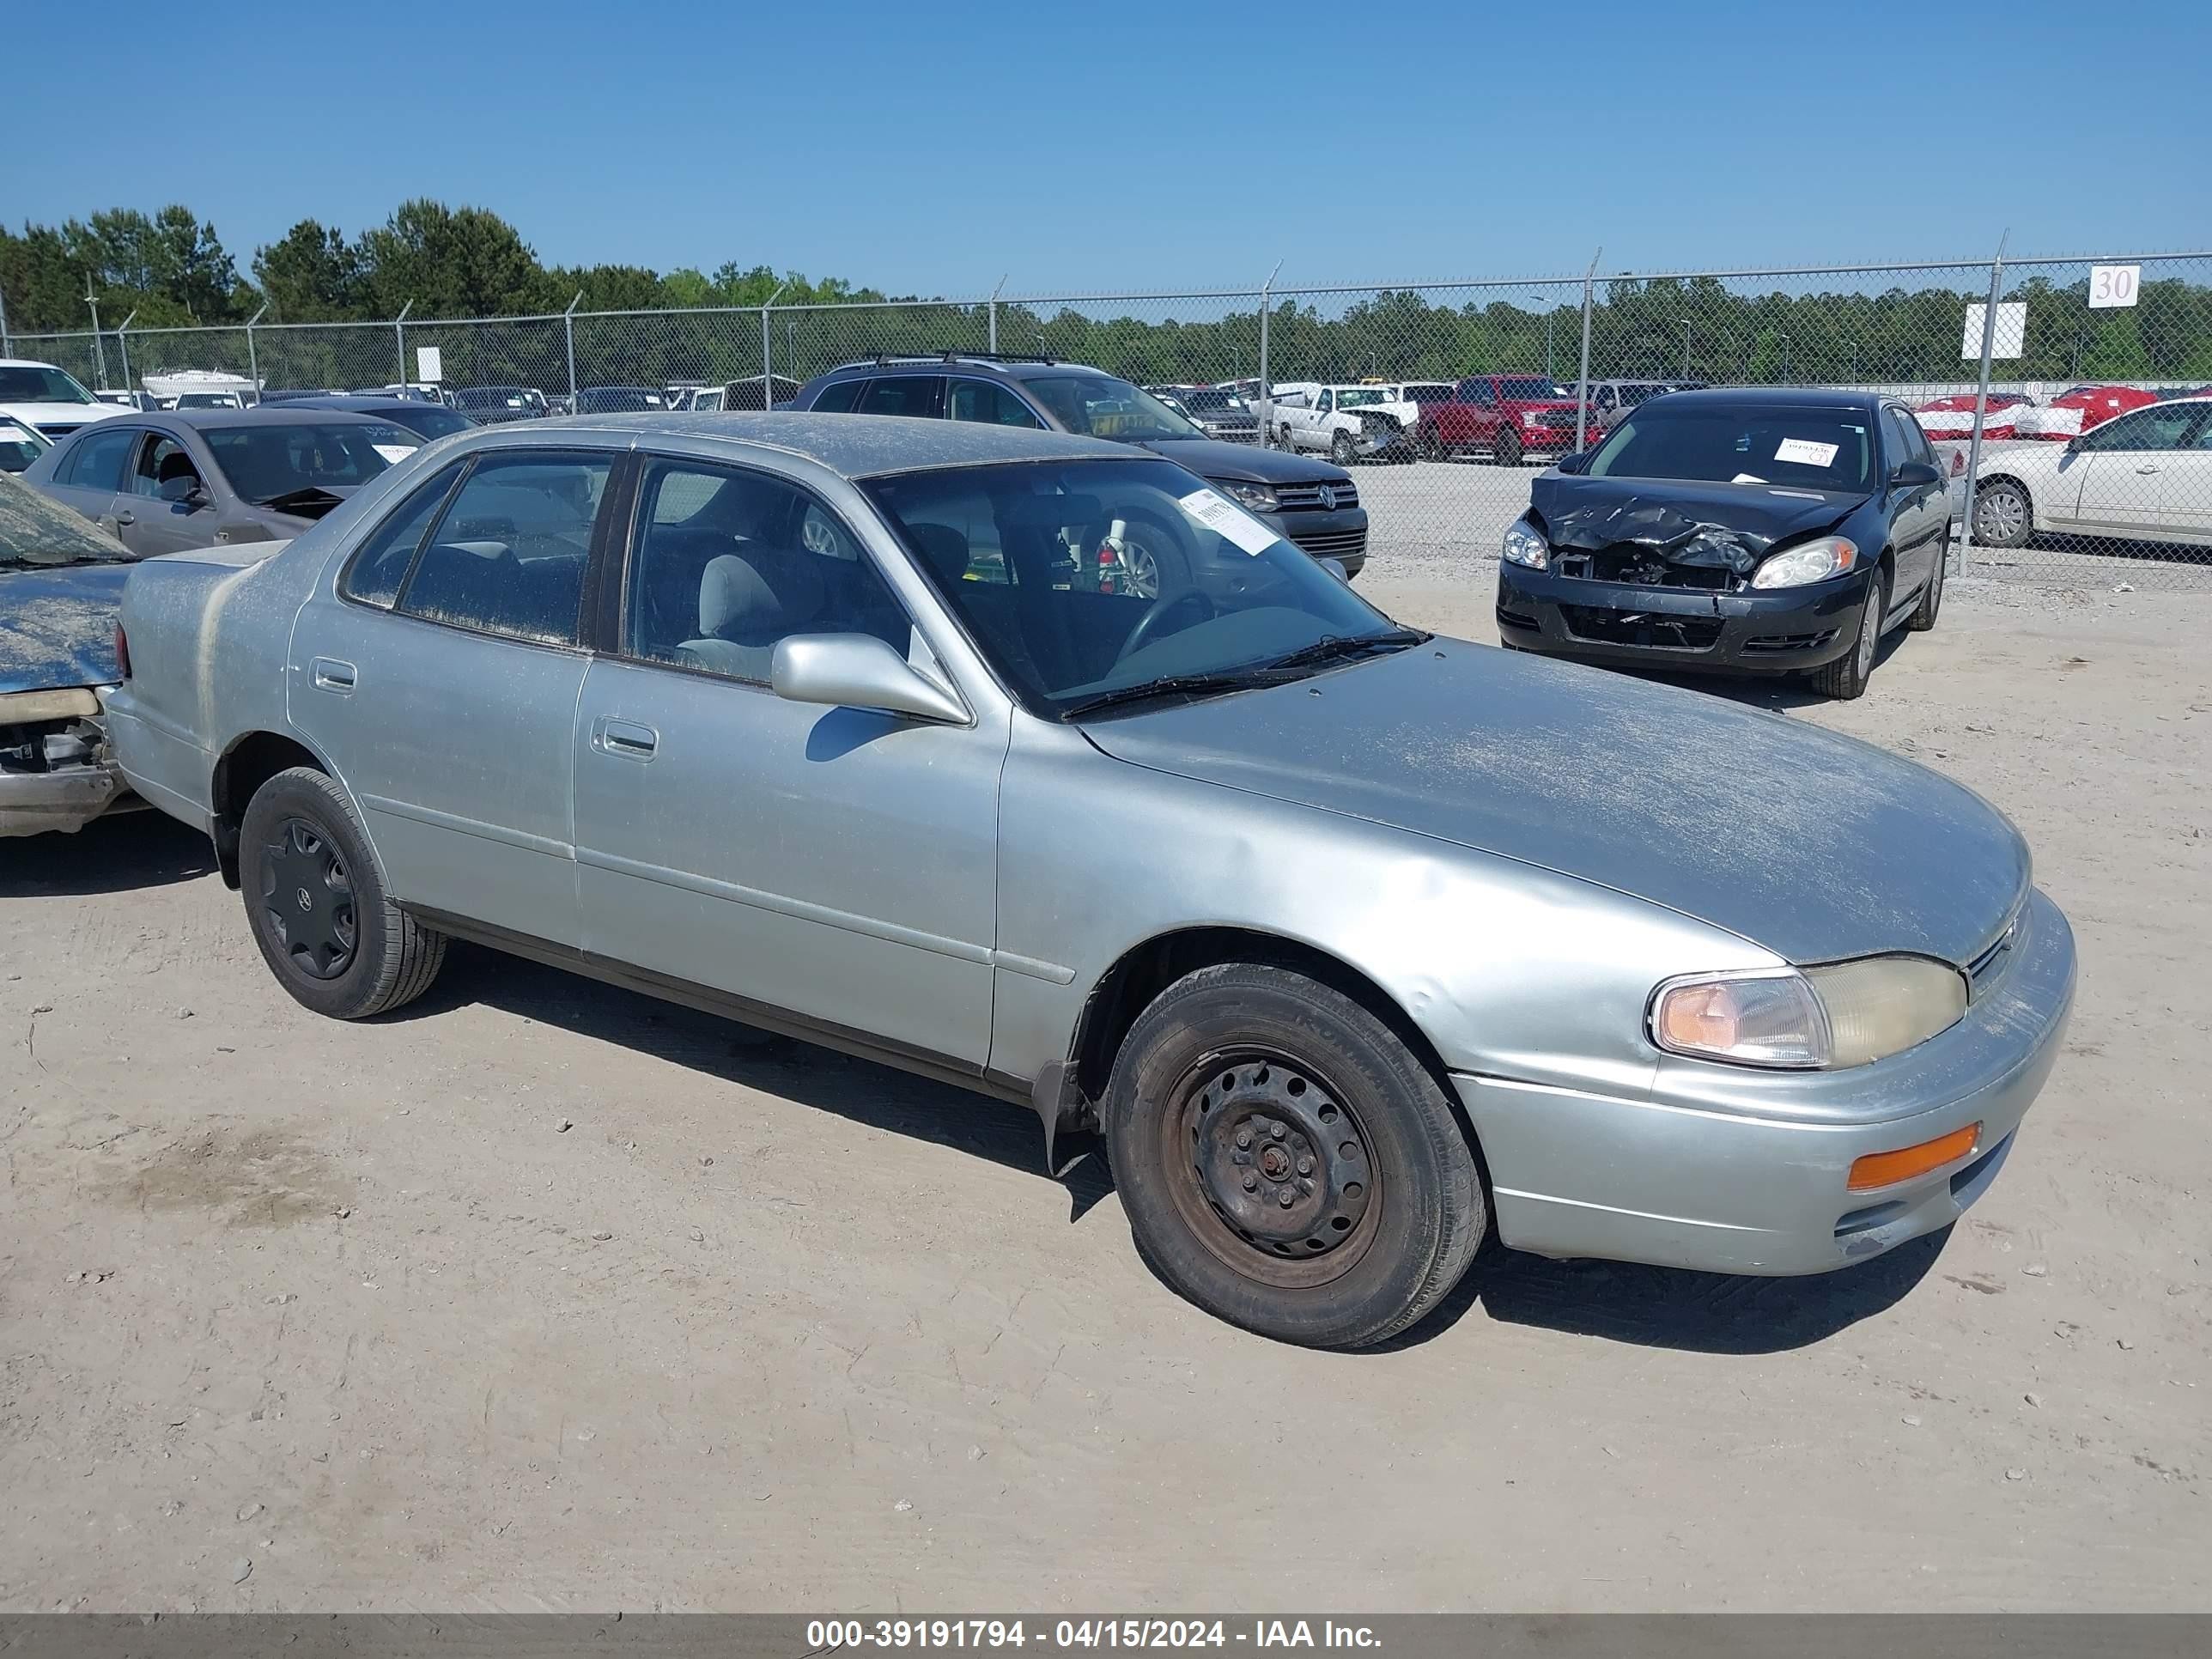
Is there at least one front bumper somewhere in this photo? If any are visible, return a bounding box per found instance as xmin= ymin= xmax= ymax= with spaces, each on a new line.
xmin=1267 ymin=507 xmax=1369 ymax=577
xmin=1455 ymin=887 xmax=2076 ymax=1276
xmin=1497 ymin=560 xmax=1870 ymax=672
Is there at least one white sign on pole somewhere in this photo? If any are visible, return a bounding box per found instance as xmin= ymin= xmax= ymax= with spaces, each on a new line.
xmin=1960 ymin=301 xmax=2027 ymax=361
xmin=416 ymin=345 xmax=443 ymax=383
xmin=2087 ymin=264 xmax=2140 ymax=309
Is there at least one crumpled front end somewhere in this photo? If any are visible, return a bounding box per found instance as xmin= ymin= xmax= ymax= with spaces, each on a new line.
xmin=1 ymin=686 xmax=126 ymax=836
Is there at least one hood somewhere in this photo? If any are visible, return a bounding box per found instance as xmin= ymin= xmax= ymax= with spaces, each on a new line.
xmin=1530 ymin=474 xmax=1862 ymax=577
xmin=1134 ymin=435 xmax=1351 ymax=486
xmin=0 ymin=562 xmax=131 ymax=694
xmin=0 ymin=401 xmax=126 ymax=433
xmin=1081 ymin=643 xmax=2027 ymax=966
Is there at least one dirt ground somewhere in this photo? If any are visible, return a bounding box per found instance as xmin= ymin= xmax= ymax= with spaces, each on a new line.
xmin=3 ymin=575 xmax=2207 ymax=1613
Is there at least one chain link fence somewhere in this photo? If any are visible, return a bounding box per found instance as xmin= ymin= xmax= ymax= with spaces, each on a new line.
xmin=8 ymin=249 xmax=2209 ymax=588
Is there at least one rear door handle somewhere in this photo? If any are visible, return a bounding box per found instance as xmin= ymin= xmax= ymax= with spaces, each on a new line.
xmin=592 ymin=715 xmax=659 ymax=760
xmin=2135 ymin=465 xmax=2161 ymax=475
xmin=311 ymin=657 xmax=357 ymax=693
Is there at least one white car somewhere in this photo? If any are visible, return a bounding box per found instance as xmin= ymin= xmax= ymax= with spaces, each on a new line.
xmin=1270 ymin=383 xmax=1419 ymax=462
xmin=0 ymin=358 xmax=129 ymax=441
xmin=1968 ymin=397 xmax=2212 ymax=549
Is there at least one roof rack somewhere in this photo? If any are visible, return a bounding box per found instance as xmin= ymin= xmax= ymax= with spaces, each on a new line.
xmin=828 ymin=349 xmax=1060 ymax=373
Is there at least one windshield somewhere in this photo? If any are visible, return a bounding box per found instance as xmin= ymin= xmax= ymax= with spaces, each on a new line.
xmin=1334 ymin=388 xmax=1392 ymax=409
xmin=0 ymin=365 xmax=97 ymax=405
xmin=454 ymin=386 xmax=528 ymax=410
xmin=579 ymin=387 xmax=665 ymax=413
xmin=862 ymin=458 xmax=1413 ymax=720
xmin=203 ymin=421 xmax=420 ymax=502
xmin=1587 ymin=405 xmax=1874 ymax=493
xmin=1181 ymin=387 xmax=1249 ymax=413
xmin=1023 ymin=375 xmax=1207 ymax=441
xmin=1498 ymin=377 xmax=1572 ymax=401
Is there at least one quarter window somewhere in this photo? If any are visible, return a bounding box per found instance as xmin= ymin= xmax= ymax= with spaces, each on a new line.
xmin=396 ymin=453 xmax=610 ymax=645
xmin=809 ymin=378 xmax=867 ymax=413
xmin=623 ymin=459 xmax=911 ymax=683
xmin=341 ymin=461 xmax=467 ymax=607
xmin=61 ymin=426 xmax=137 ymax=491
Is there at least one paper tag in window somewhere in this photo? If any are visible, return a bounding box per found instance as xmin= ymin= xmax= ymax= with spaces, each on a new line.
xmin=372 ymin=444 xmax=417 ymax=464
xmin=1774 ymin=438 xmax=1838 ymax=467
xmin=1731 ymin=472 xmax=1765 ymax=484
xmin=1177 ymin=487 xmax=1278 ymax=555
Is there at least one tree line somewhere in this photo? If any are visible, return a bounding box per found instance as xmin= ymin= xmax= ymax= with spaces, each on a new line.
xmin=6 ymin=201 xmax=2207 ymax=392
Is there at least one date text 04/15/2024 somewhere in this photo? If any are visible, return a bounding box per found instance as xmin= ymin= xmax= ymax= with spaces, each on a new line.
xmin=805 ymin=1620 xmax=1382 ymax=1650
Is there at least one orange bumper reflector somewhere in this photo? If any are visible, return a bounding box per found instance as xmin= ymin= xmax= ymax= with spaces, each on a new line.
xmin=1849 ymin=1122 xmax=1982 ymax=1193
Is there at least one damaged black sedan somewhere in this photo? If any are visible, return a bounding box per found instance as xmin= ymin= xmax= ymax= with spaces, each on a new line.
xmin=1495 ymin=389 xmax=1951 ymax=699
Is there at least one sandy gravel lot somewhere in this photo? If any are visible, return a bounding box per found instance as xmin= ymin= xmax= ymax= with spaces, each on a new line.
xmin=3 ymin=574 xmax=2207 ymax=1613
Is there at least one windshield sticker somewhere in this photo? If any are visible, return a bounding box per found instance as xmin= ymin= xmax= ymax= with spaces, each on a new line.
xmin=371 ymin=444 xmax=417 ymax=464
xmin=1774 ymin=438 xmax=1839 ymax=467
xmin=1177 ymin=487 xmax=1278 ymax=556
xmin=1731 ymin=472 xmax=1766 ymax=484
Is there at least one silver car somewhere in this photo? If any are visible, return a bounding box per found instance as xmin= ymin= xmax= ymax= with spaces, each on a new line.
xmin=104 ymin=414 xmax=2076 ymax=1348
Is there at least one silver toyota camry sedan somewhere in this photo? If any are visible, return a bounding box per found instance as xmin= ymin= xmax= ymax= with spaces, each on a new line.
xmin=103 ymin=414 xmax=2075 ymax=1348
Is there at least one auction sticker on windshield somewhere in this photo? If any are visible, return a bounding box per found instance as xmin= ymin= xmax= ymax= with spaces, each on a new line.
xmin=372 ymin=444 xmax=418 ymax=465
xmin=1177 ymin=487 xmax=1277 ymax=555
xmin=1774 ymin=438 xmax=1838 ymax=467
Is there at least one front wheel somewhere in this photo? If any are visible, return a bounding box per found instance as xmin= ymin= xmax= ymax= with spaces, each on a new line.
xmin=239 ymin=766 xmax=446 ymax=1019
xmin=1330 ymin=428 xmax=1358 ymax=466
xmin=1105 ymin=963 xmax=1486 ymax=1349
xmin=1811 ymin=570 xmax=1887 ymax=701
xmin=1492 ymin=428 xmax=1523 ymax=467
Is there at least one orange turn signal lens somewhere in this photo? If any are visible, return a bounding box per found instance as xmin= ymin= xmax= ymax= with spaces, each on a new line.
xmin=1847 ymin=1123 xmax=1982 ymax=1193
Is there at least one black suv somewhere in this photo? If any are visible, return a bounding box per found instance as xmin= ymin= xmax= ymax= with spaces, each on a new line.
xmin=788 ymin=355 xmax=1368 ymax=576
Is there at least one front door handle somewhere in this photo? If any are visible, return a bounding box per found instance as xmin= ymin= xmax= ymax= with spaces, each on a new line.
xmin=592 ymin=715 xmax=659 ymax=760
xmin=2135 ymin=464 xmax=2161 ymax=475
xmin=114 ymin=510 xmax=137 ymax=527
xmin=311 ymin=657 xmax=356 ymax=693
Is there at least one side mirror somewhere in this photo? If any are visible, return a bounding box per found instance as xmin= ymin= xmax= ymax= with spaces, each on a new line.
xmin=771 ymin=634 xmax=968 ymax=725
xmin=1891 ymin=459 xmax=1942 ymax=489
xmin=159 ymin=474 xmax=207 ymax=506
xmin=1318 ymin=556 xmax=1350 ymax=582
xmin=1555 ymin=450 xmax=1593 ymax=475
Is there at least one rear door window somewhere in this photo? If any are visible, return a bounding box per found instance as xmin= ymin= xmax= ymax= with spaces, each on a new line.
xmin=857 ymin=376 xmax=944 ymax=419
xmin=396 ymin=453 xmax=611 ymax=646
xmin=61 ymin=425 xmax=137 ymax=491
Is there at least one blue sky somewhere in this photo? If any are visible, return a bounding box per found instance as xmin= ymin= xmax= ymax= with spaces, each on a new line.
xmin=11 ymin=0 xmax=2206 ymax=295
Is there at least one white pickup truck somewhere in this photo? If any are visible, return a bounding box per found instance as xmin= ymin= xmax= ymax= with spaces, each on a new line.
xmin=1267 ymin=382 xmax=1425 ymax=463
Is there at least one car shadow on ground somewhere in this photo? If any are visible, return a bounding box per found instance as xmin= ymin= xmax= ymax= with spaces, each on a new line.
xmin=0 ymin=808 xmax=219 ymax=897
xmin=1383 ymin=1226 xmax=1948 ymax=1356
xmin=414 ymin=941 xmax=1117 ymax=1222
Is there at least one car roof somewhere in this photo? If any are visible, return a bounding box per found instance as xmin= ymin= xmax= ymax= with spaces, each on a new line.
xmin=520 ymin=410 xmax=1132 ymax=475
xmin=118 ymin=405 xmax=404 ymax=429
xmin=280 ymin=396 xmax=428 ymax=413
xmin=817 ymin=356 xmax=1114 ymax=384
xmin=1638 ymin=386 xmax=1887 ymax=412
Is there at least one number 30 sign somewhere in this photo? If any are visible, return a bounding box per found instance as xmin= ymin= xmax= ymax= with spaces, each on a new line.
xmin=2088 ymin=264 xmax=2140 ymax=309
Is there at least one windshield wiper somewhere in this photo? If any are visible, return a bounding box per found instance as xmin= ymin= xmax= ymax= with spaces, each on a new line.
xmin=1059 ymin=669 xmax=1282 ymax=721
xmin=1257 ymin=628 xmax=1429 ymax=672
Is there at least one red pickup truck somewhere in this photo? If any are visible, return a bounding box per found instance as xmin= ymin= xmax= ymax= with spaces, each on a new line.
xmin=1413 ymin=374 xmax=1587 ymax=465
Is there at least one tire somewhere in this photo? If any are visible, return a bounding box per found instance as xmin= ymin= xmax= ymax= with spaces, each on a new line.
xmin=1416 ymin=424 xmax=1443 ymax=461
xmin=1492 ymin=427 xmax=1523 ymax=468
xmin=1277 ymin=423 xmax=1296 ymax=451
xmin=1972 ymin=478 xmax=2032 ymax=549
xmin=1811 ymin=569 xmax=1887 ymax=701
xmin=1908 ymin=532 xmax=1948 ymax=632
xmin=238 ymin=765 xmax=447 ymax=1020
xmin=1104 ymin=963 xmax=1486 ymax=1349
xmin=1330 ymin=428 xmax=1358 ymax=466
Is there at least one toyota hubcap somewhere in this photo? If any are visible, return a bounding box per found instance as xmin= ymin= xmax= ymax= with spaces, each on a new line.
xmin=261 ymin=817 xmax=357 ymax=980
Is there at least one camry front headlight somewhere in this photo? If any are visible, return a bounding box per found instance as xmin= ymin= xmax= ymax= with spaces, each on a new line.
xmin=1650 ymin=957 xmax=1967 ymax=1070
xmin=1218 ymin=480 xmax=1278 ymax=511
xmin=1750 ymin=535 xmax=1858 ymax=589
xmin=1502 ymin=519 xmax=1549 ymax=568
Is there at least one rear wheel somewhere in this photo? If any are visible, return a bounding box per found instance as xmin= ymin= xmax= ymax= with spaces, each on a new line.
xmin=1811 ymin=570 xmax=1887 ymax=701
xmin=1972 ymin=478 xmax=2032 ymax=549
xmin=1492 ymin=427 xmax=1523 ymax=467
xmin=239 ymin=766 xmax=446 ymax=1019
xmin=1105 ymin=963 xmax=1486 ymax=1348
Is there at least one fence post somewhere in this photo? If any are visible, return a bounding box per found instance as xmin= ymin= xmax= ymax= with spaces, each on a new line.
xmin=760 ymin=280 xmax=788 ymax=410
xmin=1958 ymin=230 xmax=2008 ymax=574
xmin=0 ymin=283 xmax=10 ymax=357
xmin=114 ymin=309 xmax=137 ymax=396
xmin=87 ymin=282 xmax=108 ymax=390
xmin=1574 ymin=248 xmax=1601 ymax=453
xmin=1257 ymin=259 xmax=1280 ymax=448
xmin=244 ymin=303 xmax=267 ymax=398
xmin=988 ymin=275 xmax=1006 ymax=354
xmin=392 ymin=300 xmax=413 ymax=390
xmin=564 ymin=290 xmax=582 ymax=408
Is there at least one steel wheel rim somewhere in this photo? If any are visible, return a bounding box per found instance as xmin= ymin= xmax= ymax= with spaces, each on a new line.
xmin=1160 ymin=1049 xmax=1382 ymax=1289
xmin=1977 ymin=486 xmax=2024 ymax=543
xmin=260 ymin=817 xmax=357 ymax=980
